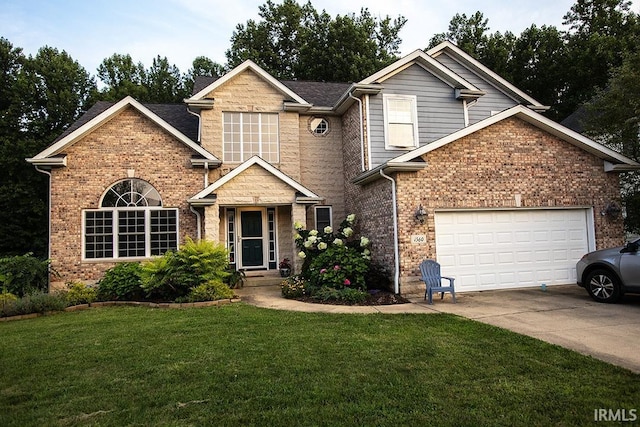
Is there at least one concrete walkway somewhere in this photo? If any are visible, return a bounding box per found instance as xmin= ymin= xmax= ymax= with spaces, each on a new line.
xmin=235 ymin=284 xmax=640 ymax=373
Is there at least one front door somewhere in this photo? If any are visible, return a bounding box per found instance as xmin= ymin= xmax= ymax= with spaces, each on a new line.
xmin=239 ymin=210 xmax=265 ymax=269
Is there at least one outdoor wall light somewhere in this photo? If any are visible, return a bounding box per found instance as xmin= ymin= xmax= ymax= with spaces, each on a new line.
xmin=601 ymin=201 xmax=622 ymax=217
xmin=415 ymin=204 xmax=427 ymax=224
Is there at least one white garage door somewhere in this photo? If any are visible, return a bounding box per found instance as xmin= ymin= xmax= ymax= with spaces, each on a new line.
xmin=435 ymin=209 xmax=592 ymax=292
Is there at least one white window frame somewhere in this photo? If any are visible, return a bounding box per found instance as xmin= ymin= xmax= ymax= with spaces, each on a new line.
xmin=83 ymin=208 xmax=179 ymax=261
xmin=314 ymin=206 xmax=333 ymax=231
xmin=383 ymin=94 xmax=419 ymax=150
xmin=223 ymin=112 xmax=279 ymax=163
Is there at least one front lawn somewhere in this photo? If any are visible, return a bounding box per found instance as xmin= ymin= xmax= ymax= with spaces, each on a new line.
xmin=1 ymin=304 xmax=638 ymax=426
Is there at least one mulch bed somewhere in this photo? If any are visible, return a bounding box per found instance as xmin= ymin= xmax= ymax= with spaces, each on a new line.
xmin=296 ymin=289 xmax=411 ymax=306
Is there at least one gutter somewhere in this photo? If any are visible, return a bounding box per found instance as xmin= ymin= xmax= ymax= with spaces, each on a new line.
xmin=34 ymin=166 xmax=52 ymax=290
xmin=352 ymin=161 xmax=427 ymax=186
xmin=379 ymin=169 xmax=400 ymax=295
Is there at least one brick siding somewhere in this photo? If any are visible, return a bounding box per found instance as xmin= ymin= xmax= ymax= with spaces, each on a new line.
xmin=49 ymin=106 xmax=203 ymax=288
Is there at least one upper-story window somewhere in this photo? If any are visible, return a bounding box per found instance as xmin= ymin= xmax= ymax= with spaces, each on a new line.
xmin=223 ymin=112 xmax=279 ymax=163
xmin=83 ymin=179 xmax=178 ymax=260
xmin=383 ymin=94 xmax=419 ymax=149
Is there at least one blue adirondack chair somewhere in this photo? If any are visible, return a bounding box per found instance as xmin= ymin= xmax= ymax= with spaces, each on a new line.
xmin=420 ymin=259 xmax=456 ymax=304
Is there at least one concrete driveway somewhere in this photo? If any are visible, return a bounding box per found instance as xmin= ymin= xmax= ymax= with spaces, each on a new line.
xmin=418 ymin=285 xmax=640 ymax=373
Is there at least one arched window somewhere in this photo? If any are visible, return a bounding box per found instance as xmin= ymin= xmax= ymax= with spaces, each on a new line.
xmin=84 ymin=179 xmax=178 ymax=260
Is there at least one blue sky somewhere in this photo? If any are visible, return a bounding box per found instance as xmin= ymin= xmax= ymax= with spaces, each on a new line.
xmin=2 ymin=0 xmax=637 ymax=77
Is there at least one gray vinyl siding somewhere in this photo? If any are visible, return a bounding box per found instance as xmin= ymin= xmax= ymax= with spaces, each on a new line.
xmin=368 ymin=64 xmax=464 ymax=167
xmin=433 ymin=52 xmax=519 ymax=124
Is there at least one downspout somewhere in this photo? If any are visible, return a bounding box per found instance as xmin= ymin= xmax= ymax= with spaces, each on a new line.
xmin=348 ymin=93 xmax=366 ymax=172
xmin=189 ymin=205 xmax=202 ymax=241
xmin=186 ymin=106 xmax=209 ymax=188
xmin=379 ymin=169 xmax=400 ymax=295
xmin=34 ymin=166 xmax=52 ymax=290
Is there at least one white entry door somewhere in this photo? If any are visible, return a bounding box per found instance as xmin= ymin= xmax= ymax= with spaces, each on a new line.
xmin=435 ymin=209 xmax=593 ymax=292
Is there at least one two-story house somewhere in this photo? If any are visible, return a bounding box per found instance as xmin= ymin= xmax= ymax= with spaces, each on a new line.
xmin=28 ymin=42 xmax=640 ymax=295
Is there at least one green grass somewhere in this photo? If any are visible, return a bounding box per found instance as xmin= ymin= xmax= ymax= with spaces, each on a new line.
xmin=1 ymin=304 xmax=638 ymax=426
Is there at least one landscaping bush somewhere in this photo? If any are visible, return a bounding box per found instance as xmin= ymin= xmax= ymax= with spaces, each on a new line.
xmin=185 ymin=279 xmax=234 ymax=302
xmin=281 ymin=275 xmax=307 ymax=299
xmin=1 ymin=291 xmax=18 ymax=305
xmin=308 ymin=245 xmax=369 ymax=291
xmin=287 ymin=214 xmax=371 ymax=301
xmin=141 ymin=238 xmax=231 ymax=301
xmin=97 ymin=262 xmax=144 ymax=301
xmin=1 ymin=291 xmax=67 ymax=317
xmin=365 ymin=262 xmax=393 ymax=291
xmin=62 ymin=282 xmax=97 ymax=306
xmin=0 ymin=253 xmax=51 ymax=297
xmin=314 ymin=286 xmax=368 ymax=304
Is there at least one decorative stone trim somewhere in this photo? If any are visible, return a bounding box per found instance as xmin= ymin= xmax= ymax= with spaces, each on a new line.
xmin=0 ymin=298 xmax=242 ymax=322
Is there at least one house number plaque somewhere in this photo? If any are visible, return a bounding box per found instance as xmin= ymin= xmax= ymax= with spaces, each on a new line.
xmin=411 ymin=235 xmax=427 ymax=245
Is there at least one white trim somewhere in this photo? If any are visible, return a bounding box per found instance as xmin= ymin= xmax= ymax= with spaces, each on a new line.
xmin=383 ymin=94 xmax=419 ymax=150
xmin=187 ymin=59 xmax=310 ymax=106
xmin=427 ymin=41 xmax=546 ymax=108
xmin=191 ymin=155 xmax=321 ymax=200
xmin=365 ymin=94 xmax=372 ymax=170
xmin=82 ymin=207 xmax=179 ymax=261
xmin=359 ymin=49 xmax=481 ymax=93
xmin=389 ymin=105 xmax=640 ymax=167
xmin=237 ymin=207 xmax=268 ymax=270
xmin=31 ymin=96 xmax=220 ymax=163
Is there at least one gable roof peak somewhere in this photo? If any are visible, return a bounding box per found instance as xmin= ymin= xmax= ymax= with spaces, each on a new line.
xmin=186 ymin=60 xmax=310 ymax=107
xmin=427 ymin=41 xmax=548 ymax=110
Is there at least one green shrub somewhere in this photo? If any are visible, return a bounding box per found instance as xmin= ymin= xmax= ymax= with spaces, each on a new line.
xmin=308 ymin=245 xmax=369 ymax=291
xmin=281 ymin=275 xmax=307 ymax=299
xmin=141 ymin=238 xmax=230 ymax=301
xmin=294 ymin=214 xmax=371 ymax=293
xmin=186 ymin=280 xmax=234 ymax=302
xmin=1 ymin=291 xmax=18 ymax=305
xmin=365 ymin=262 xmax=392 ymax=291
xmin=313 ymin=286 xmax=367 ymax=304
xmin=0 ymin=253 xmax=51 ymax=297
xmin=97 ymin=262 xmax=144 ymax=301
xmin=1 ymin=291 xmax=68 ymax=317
xmin=62 ymin=282 xmax=97 ymax=306
xmin=225 ymin=268 xmax=246 ymax=289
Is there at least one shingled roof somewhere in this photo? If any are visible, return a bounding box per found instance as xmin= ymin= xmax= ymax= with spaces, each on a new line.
xmin=192 ymin=75 xmax=351 ymax=108
xmin=52 ymin=101 xmax=199 ymax=144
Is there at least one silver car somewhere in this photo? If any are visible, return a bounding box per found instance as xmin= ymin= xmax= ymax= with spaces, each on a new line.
xmin=576 ymin=238 xmax=640 ymax=302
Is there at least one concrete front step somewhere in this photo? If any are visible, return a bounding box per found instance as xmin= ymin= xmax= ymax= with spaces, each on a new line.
xmin=243 ymin=272 xmax=286 ymax=287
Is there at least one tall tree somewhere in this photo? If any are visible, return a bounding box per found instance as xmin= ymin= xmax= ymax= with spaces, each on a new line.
xmin=559 ymin=0 xmax=640 ymax=120
xmin=583 ymin=50 xmax=640 ymax=233
xmin=146 ymin=55 xmax=187 ymax=103
xmin=0 ymin=40 xmax=96 ymax=256
xmin=428 ymin=12 xmax=491 ymax=58
xmin=509 ymin=25 xmax=567 ymax=118
xmin=97 ymin=53 xmax=148 ymax=101
xmin=226 ymin=0 xmax=406 ymax=82
xmin=184 ymin=56 xmax=227 ymax=95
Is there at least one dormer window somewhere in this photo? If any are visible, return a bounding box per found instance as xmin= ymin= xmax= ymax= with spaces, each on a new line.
xmin=223 ymin=112 xmax=279 ymax=163
xmin=383 ymin=94 xmax=419 ymax=149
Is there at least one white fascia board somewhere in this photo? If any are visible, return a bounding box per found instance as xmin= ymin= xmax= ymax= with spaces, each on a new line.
xmin=191 ymin=156 xmax=321 ymax=200
xmin=359 ymin=49 xmax=480 ymax=92
xmin=31 ymin=96 xmax=220 ymax=163
xmin=25 ymin=156 xmax=67 ymax=167
xmin=186 ymin=60 xmax=309 ymax=105
xmin=390 ymin=105 xmax=640 ymax=167
xmin=427 ymin=41 xmax=545 ymax=108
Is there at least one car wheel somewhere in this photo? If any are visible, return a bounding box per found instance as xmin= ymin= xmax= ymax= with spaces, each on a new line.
xmin=585 ymin=269 xmax=621 ymax=303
